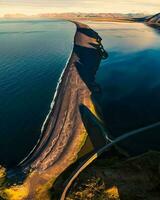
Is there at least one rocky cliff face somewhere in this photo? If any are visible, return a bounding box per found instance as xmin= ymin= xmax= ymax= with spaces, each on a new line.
xmin=146 ymin=13 xmax=160 ymax=27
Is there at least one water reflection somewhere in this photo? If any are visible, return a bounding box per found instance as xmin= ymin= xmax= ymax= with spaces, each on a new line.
xmin=90 ymin=22 xmax=160 ymax=138
xmin=87 ymin=22 xmax=160 ymax=52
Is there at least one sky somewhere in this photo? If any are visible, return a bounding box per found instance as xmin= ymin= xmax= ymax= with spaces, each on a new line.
xmin=0 ymin=0 xmax=159 ymax=16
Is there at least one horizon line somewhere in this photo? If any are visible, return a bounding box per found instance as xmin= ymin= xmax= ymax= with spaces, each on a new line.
xmin=0 ymin=11 xmax=155 ymax=16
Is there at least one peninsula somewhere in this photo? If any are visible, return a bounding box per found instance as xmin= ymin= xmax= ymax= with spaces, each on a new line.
xmin=0 ymin=21 xmax=108 ymax=200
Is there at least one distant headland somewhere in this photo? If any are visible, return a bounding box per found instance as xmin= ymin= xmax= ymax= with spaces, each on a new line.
xmin=0 ymin=12 xmax=148 ymax=22
xmin=2 ymin=12 xmax=160 ymax=26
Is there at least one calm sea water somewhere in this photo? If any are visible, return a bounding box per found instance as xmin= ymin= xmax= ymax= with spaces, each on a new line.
xmin=92 ymin=22 xmax=160 ymax=138
xmin=0 ymin=20 xmax=75 ymax=166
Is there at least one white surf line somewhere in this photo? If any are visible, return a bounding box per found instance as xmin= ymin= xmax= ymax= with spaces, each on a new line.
xmin=18 ymin=37 xmax=75 ymax=167
xmin=60 ymin=120 xmax=160 ymax=200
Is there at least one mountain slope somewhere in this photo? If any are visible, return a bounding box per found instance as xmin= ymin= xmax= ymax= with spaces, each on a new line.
xmin=146 ymin=13 xmax=160 ymax=27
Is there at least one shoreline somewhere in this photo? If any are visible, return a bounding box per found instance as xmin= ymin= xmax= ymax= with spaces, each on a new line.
xmin=146 ymin=23 xmax=160 ymax=30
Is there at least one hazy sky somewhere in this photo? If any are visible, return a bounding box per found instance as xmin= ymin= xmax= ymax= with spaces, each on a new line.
xmin=0 ymin=0 xmax=159 ymax=16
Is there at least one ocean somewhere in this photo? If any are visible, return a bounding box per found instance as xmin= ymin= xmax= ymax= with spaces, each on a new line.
xmin=93 ymin=22 xmax=160 ymax=136
xmin=0 ymin=20 xmax=75 ymax=166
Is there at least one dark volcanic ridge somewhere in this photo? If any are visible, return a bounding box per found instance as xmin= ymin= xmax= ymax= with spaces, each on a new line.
xmin=146 ymin=13 xmax=160 ymax=28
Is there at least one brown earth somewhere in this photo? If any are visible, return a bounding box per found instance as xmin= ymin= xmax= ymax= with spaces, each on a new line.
xmin=66 ymin=151 xmax=160 ymax=200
